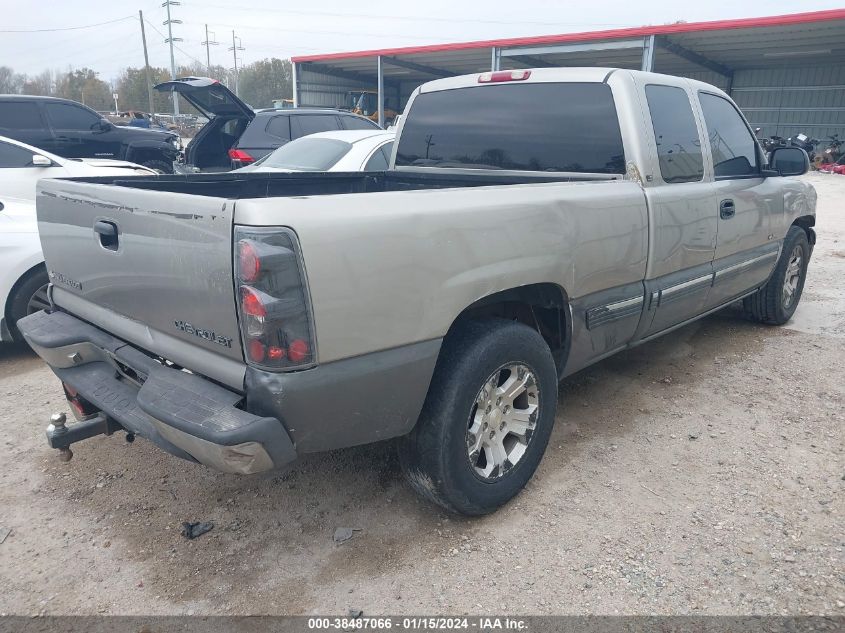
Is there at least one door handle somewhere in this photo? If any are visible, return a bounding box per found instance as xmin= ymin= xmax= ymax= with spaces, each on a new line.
xmin=94 ymin=220 xmax=119 ymax=250
xmin=719 ymin=199 xmax=736 ymax=219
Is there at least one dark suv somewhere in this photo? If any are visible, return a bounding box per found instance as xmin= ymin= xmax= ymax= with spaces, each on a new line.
xmin=0 ymin=95 xmax=180 ymax=173
xmin=155 ymin=77 xmax=380 ymax=171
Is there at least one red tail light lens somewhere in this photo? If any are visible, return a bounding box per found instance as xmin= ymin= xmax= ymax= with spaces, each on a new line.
xmin=238 ymin=240 xmax=261 ymax=282
xmin=234 ymin=227 xmax=315 ymax=370
xmin=240 ymin=286 xmax=267 ymax=317
xmin=228 ymin=148 xmax=255 ymax=163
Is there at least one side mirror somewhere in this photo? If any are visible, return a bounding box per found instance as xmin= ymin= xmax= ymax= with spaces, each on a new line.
xmin=31 ymin=154 xmax=52 ymax=167
xmin=92 ymin=119 xmax=112 ymax=132
xmin=768 ymin=146 xmax=809 ymax=177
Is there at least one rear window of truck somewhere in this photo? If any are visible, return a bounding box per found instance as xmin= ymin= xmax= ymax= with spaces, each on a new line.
xmin=395 ymin=82 xmax=625 ymax=174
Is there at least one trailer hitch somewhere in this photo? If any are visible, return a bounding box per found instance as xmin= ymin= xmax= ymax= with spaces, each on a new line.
xmin=46 ymin=412 xmax=123 ymax=462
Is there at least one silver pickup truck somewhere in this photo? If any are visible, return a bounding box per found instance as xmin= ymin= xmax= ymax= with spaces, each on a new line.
xmin=20 ymin=68 xmax=816 ymax=515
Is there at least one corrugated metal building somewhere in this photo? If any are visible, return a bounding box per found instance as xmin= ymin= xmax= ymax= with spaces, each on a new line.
xmin=291 ymin=9 xmax=845 ymax=141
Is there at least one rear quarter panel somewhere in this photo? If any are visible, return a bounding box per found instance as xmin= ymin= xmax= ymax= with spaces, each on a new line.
xmin=235 ymin=179 xmax=648 ymax=363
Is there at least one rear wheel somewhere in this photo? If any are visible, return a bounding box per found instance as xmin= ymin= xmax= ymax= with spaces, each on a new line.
xmin=7 ymin=267 xmax=50 ymax=340
xmin=398 ymin=319 xmax=558 ymax=515
xmin=743 ymin=226 xmax=810 ymax=325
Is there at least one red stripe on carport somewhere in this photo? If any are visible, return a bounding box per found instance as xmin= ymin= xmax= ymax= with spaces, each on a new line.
xmin=291 ymin=8 xmax=845 ymax=63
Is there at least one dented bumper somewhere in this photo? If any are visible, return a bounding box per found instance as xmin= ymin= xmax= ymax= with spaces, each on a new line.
xmin=17 ymin=310 xmax=296 ymax=474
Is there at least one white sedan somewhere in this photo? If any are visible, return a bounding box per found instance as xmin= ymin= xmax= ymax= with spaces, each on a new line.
xmin=0 ymin=136 xmax=154 ymax=342
xmin=0 ymin=135 xmax=155 ymax=201
xmin=239 ymin=129 xmax=395 ymax=173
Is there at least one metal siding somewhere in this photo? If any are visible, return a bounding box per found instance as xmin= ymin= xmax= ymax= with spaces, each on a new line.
xmin=297 ymin=67 xmax=373 ymax=109
xmin=731 ymin=65 xmax=845 ymax=138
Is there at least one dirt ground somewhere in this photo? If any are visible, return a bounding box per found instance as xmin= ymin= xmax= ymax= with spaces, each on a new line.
xmin=0 ymin=174 xmax=842 ymax=617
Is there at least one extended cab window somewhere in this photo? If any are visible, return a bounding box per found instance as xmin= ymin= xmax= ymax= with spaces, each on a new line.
xmin=699 ymin=92 xmax=759 ymax=178
xmin=395 ymin=83 xmax=625 ymax=173
xmin=645 ymin=85 xmax=704 ymax=184
xmin=45 ymin=102 xmax=99 ymax=130
xmin=0 ymin=102 xmax=44 ymax=130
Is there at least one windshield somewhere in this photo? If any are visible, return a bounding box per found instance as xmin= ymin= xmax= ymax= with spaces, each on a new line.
xmin=260 ymin=137 xmax=352 ymax=171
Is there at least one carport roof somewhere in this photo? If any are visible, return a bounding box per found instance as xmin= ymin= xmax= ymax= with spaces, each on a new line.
xmin=292 ymin=8 xmax=845 ymax=81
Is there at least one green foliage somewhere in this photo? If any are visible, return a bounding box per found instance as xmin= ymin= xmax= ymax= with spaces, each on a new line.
xmin=54 ymin=68 xmax=112 ymax=111
xmin=238 ymin=58 xmax=293 ymax=109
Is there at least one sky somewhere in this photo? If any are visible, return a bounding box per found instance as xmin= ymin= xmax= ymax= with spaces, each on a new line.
xmin=0 ymin=0 xmax=842 ymax=82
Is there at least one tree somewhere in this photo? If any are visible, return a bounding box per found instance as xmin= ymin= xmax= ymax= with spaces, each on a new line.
xmin=22 ymin=70 xmax=52 ymax=96
xmin=0 ymin=66 xmax=25 ymax=94
xmin=238 ymin=58 xmax=292 ymax=109
xmin=55 ymin=68 xmax=112 ymax=111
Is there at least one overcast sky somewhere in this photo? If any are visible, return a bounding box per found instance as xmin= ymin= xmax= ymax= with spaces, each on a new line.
xmin=1 ymin=0 xmax=842 ymax=82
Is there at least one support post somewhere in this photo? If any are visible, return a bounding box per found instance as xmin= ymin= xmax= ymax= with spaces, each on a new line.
xmin=292 ymin=62 xmax=299 ymax=108
xmin=162 ymin=0 xmax=180 ymax=115
xmin=377 ymin=55 xmax=385 ymax=128
xmin=491 ymin=47 xmax=501 ymax=71
xmin=139 ymin=10 xmax=155 ymax=115
xmin=641 ymin=35 xmax=655 ymax=72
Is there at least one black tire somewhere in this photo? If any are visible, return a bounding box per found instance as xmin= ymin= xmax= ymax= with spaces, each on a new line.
xmin=7 ymin=267 xmax=50 ymax=340
xmin=743 ymin=226 xmax=810 ymax=325
xmin=140 ymin=159 xmax=172 ymax=174
xmin=398 ymin=319 xmax=558 ymax=516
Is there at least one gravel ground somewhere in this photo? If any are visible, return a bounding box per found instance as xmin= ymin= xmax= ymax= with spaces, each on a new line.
xmin=0 ymin=174 xmax=842 ymax=616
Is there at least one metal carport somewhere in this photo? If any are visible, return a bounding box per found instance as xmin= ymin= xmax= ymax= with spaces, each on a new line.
xmin=291 ymin=8 xmax=845 ymax=139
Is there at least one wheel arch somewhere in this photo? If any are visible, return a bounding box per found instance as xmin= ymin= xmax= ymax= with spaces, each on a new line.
xmin=3 ymin=261 xmax=48 ymax=338
xmin=791 ymin=215 xmax=816 ymax=246
xmin=443 ymin=282 xmax=572 ymax=376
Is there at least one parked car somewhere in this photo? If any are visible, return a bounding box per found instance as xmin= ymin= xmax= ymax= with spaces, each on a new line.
xmin=0 ymin=137 xmax=154 ymax=342
xmin=0 ymin=135 xmax=154 ymax=201
xmin=20 ymin=68 xmax=816 ymax=516
xmin=240 ymin=130 xmax=394 ymax=173
xmin=0 ymin=95 xmax=180 ymax=173
xmin=154 ymin=77 xmax=380 ymax=172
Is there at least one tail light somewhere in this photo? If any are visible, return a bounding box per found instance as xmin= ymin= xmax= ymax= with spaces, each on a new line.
xmin=62 ymin=382 xmax=99 ymax=421
xmin=478 ymin=70 xmax=531 ymax=83
xmin=229 ymin=148 xmax=255 ymax=164
xmin=234 ymin=227 xmax=315 ymax=370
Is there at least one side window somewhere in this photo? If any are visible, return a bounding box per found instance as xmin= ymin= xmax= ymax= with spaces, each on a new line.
xmin=265 ymin=115 xmax=291 ymax=141
xmin=292 ymin=114 xmax=341 ymax=138
xmin=0 ymin=102 xmax=44 ymax=131
xmin=44 ymin=102 xmax=100 ymax=130
xmin=699 ymin=92 xmax=759 ymax=178
xmin=342 ymin=115 xmax=378 ymax=131
xmin=363 ymin=144 xmax=390 ymax=171
xmin=0 ymin=140 xmax=38 ymax=168
xmin=645 ymin=85 xmax=704 ymax=184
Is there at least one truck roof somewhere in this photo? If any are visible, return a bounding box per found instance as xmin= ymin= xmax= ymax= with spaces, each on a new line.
xmin=417 ymin=67 xmax=730 ymax=99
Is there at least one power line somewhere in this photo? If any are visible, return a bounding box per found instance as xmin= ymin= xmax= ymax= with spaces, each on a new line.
xmin=144 ymin=19 xmax=206 ymax=68
xmin=180 ymin=2 xmax=628 ymax=29
xmin=0 ymin=15 xmax=135 ymax=33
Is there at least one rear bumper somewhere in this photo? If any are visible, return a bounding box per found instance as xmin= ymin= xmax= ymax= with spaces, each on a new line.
xmin=18 ymin=310 xmax=295 ymax=474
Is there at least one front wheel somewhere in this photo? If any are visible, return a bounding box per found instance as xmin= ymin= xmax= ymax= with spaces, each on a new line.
xmin=398 ymin=319 xmax=558 ymax=515
xmin=743 ymin=226 xmax=810 ymax=325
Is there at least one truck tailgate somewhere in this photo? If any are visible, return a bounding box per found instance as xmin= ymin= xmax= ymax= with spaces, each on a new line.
xmin=36 ymin=178 xmax=244 ymax=370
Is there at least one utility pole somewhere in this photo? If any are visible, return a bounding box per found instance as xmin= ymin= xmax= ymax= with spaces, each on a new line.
xmin=162 ymin=0 xmax=182 ymax=116
xmin=139 ymin=10 xmax=155 ymax=115
xmin=228 ymin=31 xmax=244 ymax=97
xmin=201 ymin=25 xmax=219 ymax=77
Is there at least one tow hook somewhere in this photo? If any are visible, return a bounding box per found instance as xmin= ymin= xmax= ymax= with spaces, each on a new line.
xmin=45 ymin=412 xmax=123 ymax=462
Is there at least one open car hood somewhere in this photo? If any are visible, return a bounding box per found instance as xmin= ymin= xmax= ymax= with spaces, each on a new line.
xmin=154 ymin=77 xmax=255 ymax=119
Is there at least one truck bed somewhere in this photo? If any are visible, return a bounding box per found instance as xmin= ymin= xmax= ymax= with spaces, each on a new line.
xmin=71 ymin=169 xmax=621 ymax=199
